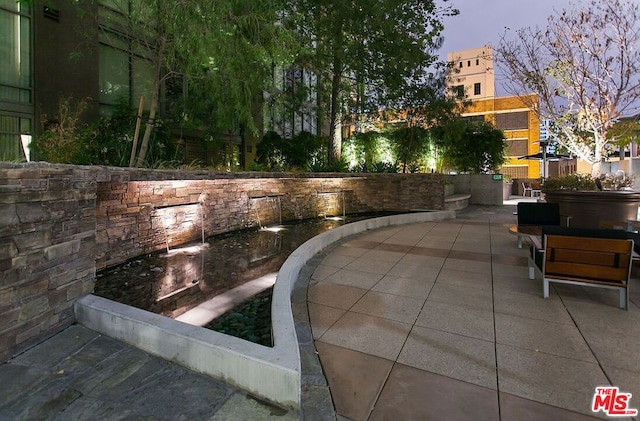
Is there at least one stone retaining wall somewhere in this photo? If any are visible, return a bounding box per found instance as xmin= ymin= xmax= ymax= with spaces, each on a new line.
xmin=0 ymin=162 xmax=444 ymax=361
xmin=0 ymin=164 xmax=102 ymax=361
xmin=96 ymin=172 xmax=444 ymax=269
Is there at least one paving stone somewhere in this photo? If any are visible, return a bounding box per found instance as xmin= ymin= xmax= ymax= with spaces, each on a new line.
xmin=210 ymin=393 xmax=297 ymax=421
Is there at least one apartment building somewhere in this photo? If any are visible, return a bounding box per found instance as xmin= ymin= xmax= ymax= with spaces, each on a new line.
xmin=447 ymin=45 xmax=541 ymax=179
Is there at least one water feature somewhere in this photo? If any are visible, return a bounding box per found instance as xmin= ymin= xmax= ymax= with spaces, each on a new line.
xmin=94 ymin=213 xmax=400 ymax=322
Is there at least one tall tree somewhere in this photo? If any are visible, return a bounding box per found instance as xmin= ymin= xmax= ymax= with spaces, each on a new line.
xmin=495 ymin=0 xmax=640 ymax=176
xmin=288 ymin=0 xmax=457 ymax=162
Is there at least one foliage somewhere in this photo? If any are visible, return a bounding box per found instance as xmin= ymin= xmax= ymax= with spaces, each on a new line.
xmin=543 ymin=171 xmax=636 ymax=192
xmin=387 ymin=125 xmax=435 ymax=173
xmin=362 ymin=161 xmax=399 ymax=173
xmin=255 ymin=130 xmax=327 ymax=171
xmin=84 ymin=0 xmax=298 ymax=167
xmin=34 ymin=96 xmax=178 ymax=167
xmin=495 ymin=0 xmax=640 ymax=176
xmin=311 ymin=158 xmax=350 ymax=173
xmin=431 ymin=118 xmax=506 ymax=174
xmin=607 ymin=118 xmax=640 ymax=150
xmin=32 ymin=97 xmax=90 ymax=164
xmin=601 ymin=171 xmax=635 ymax=190
xmin=542 ymin=173 xmax=598 ymax=191
xmin=287 ymin=0 xmax=458 ymax=162
xmin=342 ymin=131 xmax=395 ymax=170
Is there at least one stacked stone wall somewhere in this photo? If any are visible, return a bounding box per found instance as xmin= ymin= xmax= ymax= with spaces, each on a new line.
xmin=96 ymin=172 xmax=445 ymax=269
xmin=0 ymin=164 xmax=101 ymax=361
xmin=0 ymin=163 xmax=444 ymax=360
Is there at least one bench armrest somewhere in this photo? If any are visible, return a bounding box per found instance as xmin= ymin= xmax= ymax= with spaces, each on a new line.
xmin=529 ymin=235 xmax=543 ymax=250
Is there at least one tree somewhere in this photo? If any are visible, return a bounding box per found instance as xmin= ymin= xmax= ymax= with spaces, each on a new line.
xmin=92 ymin=0 xmax=296 ymax=167
xmin=495 ymin=0 xmax=640 ymax=176
xmin=288 ymin=0 xmax=458 ymax=163
xmin=432 ymin=118 xmax=506 ymax=174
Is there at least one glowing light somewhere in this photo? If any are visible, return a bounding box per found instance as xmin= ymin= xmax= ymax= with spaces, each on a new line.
xmin=166 ymin=244 xmax=209 ymax=255
xmin=260 ymin=225 xmax=286 ymax=233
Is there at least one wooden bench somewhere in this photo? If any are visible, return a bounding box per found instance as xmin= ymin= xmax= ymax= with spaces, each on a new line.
xmin=529 ymin=234 xmax=633 ymax=310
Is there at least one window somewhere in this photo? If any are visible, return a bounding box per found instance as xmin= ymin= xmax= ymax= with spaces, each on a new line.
xmin=99 ymin=44 xmax=130 ymax=109
xmin=98 ymin=1 xmax=156 ymax=113
xmin=459 ymin=62 xmax=463 ymax=68
xmin=0 ymin=115 xmax=31 ymax=161
xmin=0 ymin=2 xmax=31 ymax=104
xmin=476 ymin=59 xmax=479 ymax=65
xmin=266 ymin=65 xmax=318 ymax=137
xmin=474 ymin=83 xmax=481 ymax=96
xmin=505 ymin=139 xmax=528 ymax=156
xmin=467 ymin=60 xmax=471 ymax=67
xmin=496 ymin=112 xmax=529 ymax=130
xmin=453 ymin=85 xmax=465 ymax=98
xmin=0 ymin=1 xmax=32 ymax=161
xmin=463 ymin=115 xmax=485 ymax=125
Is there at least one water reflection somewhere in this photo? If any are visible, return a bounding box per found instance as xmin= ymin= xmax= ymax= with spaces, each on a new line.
xmin=94 ymin=217 xmax=360 ymax=318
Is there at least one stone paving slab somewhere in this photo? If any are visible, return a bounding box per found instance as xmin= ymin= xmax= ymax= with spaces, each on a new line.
xmin=0 ymin=324 xmax=297 ymax=421
xmin=302 ymin=205 xmax=640 ymax=420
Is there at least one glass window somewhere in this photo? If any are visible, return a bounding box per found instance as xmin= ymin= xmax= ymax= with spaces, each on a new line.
xmin=0 ymin=5 xmax=31 ymax=103
xmin=474 ymin=82 xmax=481 ymax=96
xmin=496 ymin=112 xmax=529 ymax=130
xmin=505 ymin=139 xmax=528 ymax=156
xmin=99 ymin=44 xmax=130 ymax=107
xmin=132 ymin=56 xmax=154 ymax=109
xmin=0 ymin=115 xmax=31 ymax=161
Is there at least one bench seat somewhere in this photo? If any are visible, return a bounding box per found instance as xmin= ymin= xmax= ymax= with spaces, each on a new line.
xmin=529 ymin=234 xmax=633 ymax=310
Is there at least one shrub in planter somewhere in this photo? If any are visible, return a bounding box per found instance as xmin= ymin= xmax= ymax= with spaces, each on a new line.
xmin=543 ymin=172 xmax=640 ymax=228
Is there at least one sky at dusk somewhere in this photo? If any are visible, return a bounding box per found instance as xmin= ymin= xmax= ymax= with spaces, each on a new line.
xmin=439 ymin=0 xmax=573 ymax=58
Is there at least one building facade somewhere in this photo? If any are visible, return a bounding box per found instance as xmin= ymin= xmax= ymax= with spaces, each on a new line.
xmin=447 ymin=46 xmax=541 ymax=179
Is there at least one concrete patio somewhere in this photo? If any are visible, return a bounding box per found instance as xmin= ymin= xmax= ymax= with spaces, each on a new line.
xmin=303 ymin=205 xmax=640 ymax=420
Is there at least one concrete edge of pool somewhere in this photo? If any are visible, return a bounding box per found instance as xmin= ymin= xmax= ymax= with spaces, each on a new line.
xmin=74 ymin=210 xmax=456 ymax=411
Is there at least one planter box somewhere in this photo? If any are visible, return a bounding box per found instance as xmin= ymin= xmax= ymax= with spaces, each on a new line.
xmin=544 ymin=190 xmax=640 ymax=229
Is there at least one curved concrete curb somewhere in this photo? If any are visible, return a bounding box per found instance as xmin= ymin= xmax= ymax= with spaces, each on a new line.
xmin=75 ymin=210 xmax=455 ymax=411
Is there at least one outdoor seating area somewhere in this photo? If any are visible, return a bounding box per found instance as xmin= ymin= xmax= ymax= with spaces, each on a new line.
xmin=302 ymin=204 xmax=640 ymax=420
xmin=522 ymin=181 xmax=542 ymax=197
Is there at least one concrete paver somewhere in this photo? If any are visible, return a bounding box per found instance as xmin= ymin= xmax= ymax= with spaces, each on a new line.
xmin=303 ymin=204 xmax=640 ymax=420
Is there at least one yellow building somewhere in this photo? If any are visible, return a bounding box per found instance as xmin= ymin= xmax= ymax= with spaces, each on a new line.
xmin=447 ymin=46 xmax=541 ymax=179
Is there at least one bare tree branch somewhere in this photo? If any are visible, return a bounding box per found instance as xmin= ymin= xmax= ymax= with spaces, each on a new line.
xmin=495 ymin=0 xmax=640 ymax=175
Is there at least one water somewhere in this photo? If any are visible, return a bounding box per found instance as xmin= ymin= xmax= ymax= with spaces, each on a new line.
xmin=204 ymin=288 xmax=273 ymax=346
xmin=94 ymin=213 xmax=399 ymax=319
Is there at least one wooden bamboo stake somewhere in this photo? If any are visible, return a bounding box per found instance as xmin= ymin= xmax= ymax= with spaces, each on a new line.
xmin=129 ymin=95 xmax=145 ymax=167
